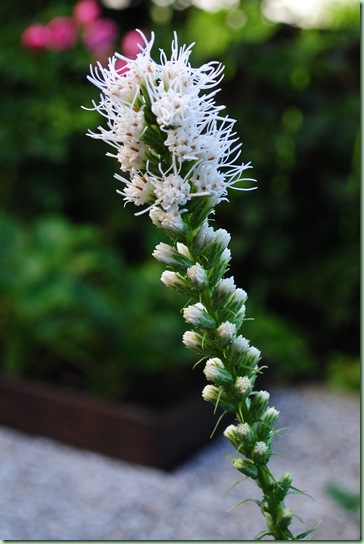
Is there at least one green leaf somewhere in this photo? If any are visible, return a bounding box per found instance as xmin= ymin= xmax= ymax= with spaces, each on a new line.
xmin=326 ymin=483 xmax=360 ymax=512
xmin=209 ymin=410 xmax=227 ymax=438
xmin=223 ymin=475 xmax=248 ymax=496
xmin=296 ymin=527 xmax=318 ymax=540
xmin=228 ymin=497 xmax=262 ymax=513
xmin=255 ymin=530 xmax=275 ymax=540
xmin=288 ymin=485 xmax=315 ymax=501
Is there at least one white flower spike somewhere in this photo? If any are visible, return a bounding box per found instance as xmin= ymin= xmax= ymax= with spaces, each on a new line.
xmin=87 ymin=30 xmax=255 ymax=228
xmin=88 ymin=31 xmax=312 ymax=540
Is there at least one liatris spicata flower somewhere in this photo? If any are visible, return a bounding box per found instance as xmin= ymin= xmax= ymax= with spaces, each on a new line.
xmin=86 ymin=31 xmax=254 ymax=222
xmin=86 ymin=30 xmax=314 ymax=541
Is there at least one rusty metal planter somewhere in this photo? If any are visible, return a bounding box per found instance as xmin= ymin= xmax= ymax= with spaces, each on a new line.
xmin=0 ymin=374 xmax=219 ymax=470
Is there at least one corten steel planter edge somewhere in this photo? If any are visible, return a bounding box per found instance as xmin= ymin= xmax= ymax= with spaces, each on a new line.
xmin=0 ymin=373 xmax=220 ymax=470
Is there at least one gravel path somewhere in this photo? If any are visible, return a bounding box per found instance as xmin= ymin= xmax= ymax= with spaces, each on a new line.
xmin=0 ymin=385 xmax=360 ymax=541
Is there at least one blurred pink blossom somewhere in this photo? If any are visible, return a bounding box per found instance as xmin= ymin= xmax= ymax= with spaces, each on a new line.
xmin=21 ymin=23 xmax=51 ymax=51
xmin=46 ymin=17 xmax=78 ymax=50
xmin=115 ymin=58 xmax=128 ymax=72
xmin=121 ymin=29 xmax=145 ymax=59
xmin=82 ymin=18 xmax=118 ymax=54
xmin=74 ymin=0 xmax=101 ymax=26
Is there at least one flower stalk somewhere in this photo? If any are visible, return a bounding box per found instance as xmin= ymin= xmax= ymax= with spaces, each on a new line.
xmin=86 ymin=30 xmax=313 ymax=540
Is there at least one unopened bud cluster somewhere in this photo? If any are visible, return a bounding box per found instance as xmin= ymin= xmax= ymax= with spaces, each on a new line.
xmin=152 ymin=205 xmax=298 ymax=538
xmin=153 ymin=219 xmax=296 ymax=531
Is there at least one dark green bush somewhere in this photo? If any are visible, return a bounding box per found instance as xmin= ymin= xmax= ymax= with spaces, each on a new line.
xmin=0 ymin=214 xmax=194 ymax=399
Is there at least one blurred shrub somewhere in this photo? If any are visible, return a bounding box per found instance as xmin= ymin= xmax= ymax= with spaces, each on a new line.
xmin=0 ymin=0 xmax=359 ymax=393
xmin=242 ymin=305 xmax=316 ymax=382
xmin=326 ymin=483 xmax=360 ymax=513
xmin=0 ymin=214 xmax=194 ymax=399
xmin=325 ymin=352 xmax=360 ymax=392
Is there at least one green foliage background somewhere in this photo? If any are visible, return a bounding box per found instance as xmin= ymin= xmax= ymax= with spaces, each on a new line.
xmin=0 ymin=0 xmax=359 ymax=399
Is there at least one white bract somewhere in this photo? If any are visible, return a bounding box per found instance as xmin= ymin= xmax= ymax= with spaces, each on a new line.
xmin=87 ymin=30 xmax=254 ymax=228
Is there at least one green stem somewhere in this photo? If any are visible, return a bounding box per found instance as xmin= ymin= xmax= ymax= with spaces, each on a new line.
xmin=256 ymin=466 xmax=291 ymax=540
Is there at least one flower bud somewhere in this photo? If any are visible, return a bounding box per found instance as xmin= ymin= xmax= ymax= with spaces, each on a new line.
xmin=203 ymin=358 xmax=233 ymax=385
xmin=223 ymin=424 xmax=240 ymax=448
xmin=195 ymin=222 xmax=216 ymax=246
xmin=215 ymin=228 xmax=231 ymax=249
xmin=195 ymin=225 xmax=231 ymax=264
xmin=152 ymin=242 xmax=174 ymax=265
xmin=232 ymin=458 xmax=258 ymax=479
xmin=274 ymin=472 xmax=293 ymax=501
xmin=277 ymin=508 xmax=293 ymax=529
xmin=160 ymin=270 xmax=181 ymax=288
xmin=236 ymin=422 xmax=255 ymax=446
xmin=252 ymin=441 xmax=271 ymax=465
xmin=216 ymin=321 xmax=236 ymax=346
xmin=235 ymin=376 xmax=253 ymax=397
xmin=150 ymin=207 xmax=186 ymax=235
xmin=233 ymin=288 xmax=248 ymax=305
xmin=182 ymin=330 xmax=201 ymax=351
xmin=250 ymin=390 xmax=270 ymax=421
xmin=153 ymin=242 xmax=192 ymax=273
xmin=208 ymin=248 xmax=232 ymax=286
xmin=183 ymin=303 xmax=216 ymax=329
xmin=183 ymin=330 xmax=215 ymax=355
xmin=160 ymin=270 xmax=197 ymax=297
xmin=202 ymin=384 xmax=235 ymax=411
xmin=212 ymin=278 xmax=247 ymax=326
xmin=187 ymin=262 xmax=208 ymax=290
xmin=244 ymin=346 xmax=261 ymax=370
xmin=256 ymin=407 xmax=280 ymax=440
xmin=229 ymin=305 xmax=246 ymax=330
xmin=262 ymin=406 xmax=280 ymax=425
xmin=217 ymin=277 xmax=236 ymax=294
xmin=176 ymin=242 xmax=191 ymax=259
xmin=229 ymin=335 xmax=250 ymax=363
xmin=220 ymin=248 xmax=231 ymax=263
xmin=202 ymin=384 xmax=221 ymax=403
xmin=213 ymin=276 xmax=236 ymax=305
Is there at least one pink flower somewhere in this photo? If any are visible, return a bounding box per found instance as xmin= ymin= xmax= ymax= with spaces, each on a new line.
xmin=74 ymin=0 xmax=101 ymax=26
xmin=121 ymin=29 xmax=146 ymax=59
xmin=82 ymin=18 xmax=118 ymax=54
xmin=21 ymin=23 xmax=51 ymax=51
xmin=46 ymin=17 xmax=77 ymax=50
xmin=115 ymin=58 xmax=128 ymax=72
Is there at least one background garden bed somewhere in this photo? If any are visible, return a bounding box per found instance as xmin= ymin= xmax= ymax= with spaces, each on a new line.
xmin=0 ymin=372 xmax=221 ymax=470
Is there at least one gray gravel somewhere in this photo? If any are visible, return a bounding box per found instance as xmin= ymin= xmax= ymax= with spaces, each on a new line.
xmin=0 ymin=385 xmax=360 ymax=541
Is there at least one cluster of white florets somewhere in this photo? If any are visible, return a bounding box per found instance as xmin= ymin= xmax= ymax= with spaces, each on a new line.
xmin=87 ymin=30 xmax=253 ymax=229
